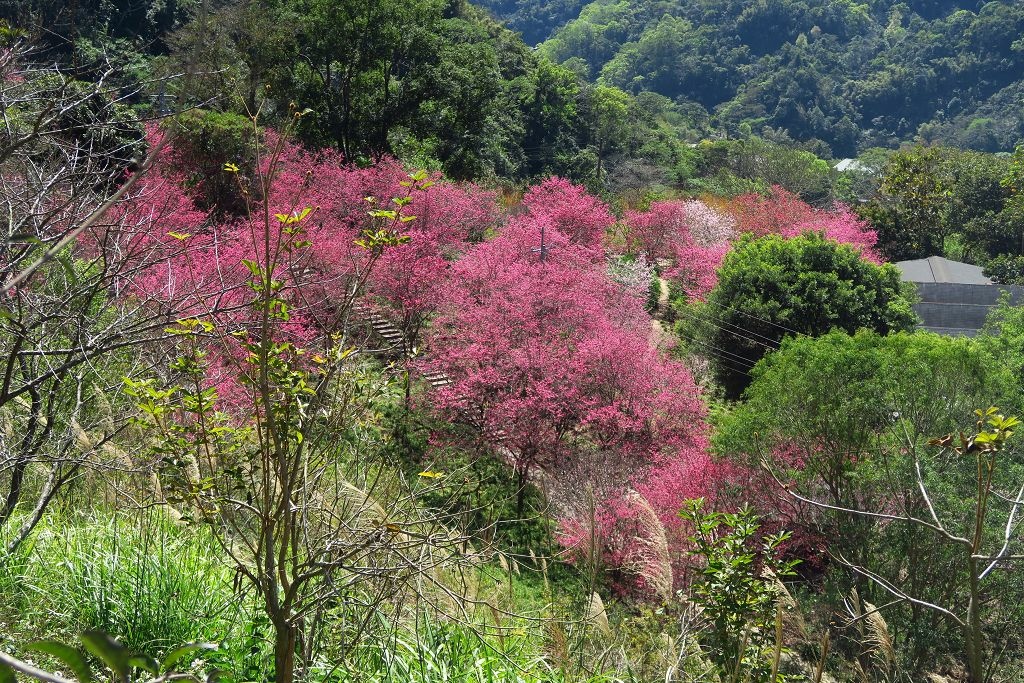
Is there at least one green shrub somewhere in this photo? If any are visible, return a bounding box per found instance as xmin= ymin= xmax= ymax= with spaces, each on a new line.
xmin=681 ymin=500 xmax=797 ymax=683
xmin=164 ymin=109 xmax=258 ymax=215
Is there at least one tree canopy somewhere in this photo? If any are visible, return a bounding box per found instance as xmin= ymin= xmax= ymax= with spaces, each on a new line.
xmin=497 ymin=0 xmax=1024 ymax=156
xmin=682 ymin=232 xmax=917 ymax=399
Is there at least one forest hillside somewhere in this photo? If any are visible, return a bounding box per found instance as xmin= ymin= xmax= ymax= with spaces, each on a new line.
xmin=476 ymin=0 xmax=1024 ymax=156
xmin=2 ymin=2 xmax=1024 ymax=683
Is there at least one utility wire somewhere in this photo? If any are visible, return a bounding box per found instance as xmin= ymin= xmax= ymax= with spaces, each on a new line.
xmin=674 ymin=306 xmax=780 ymax=352
xmin=688 ymin=302 xmax=783 ymax=347
xmin=674 ymin=329 xmax=759 ymax=375
xmin=700 ymin=297 xmax=803 ymax=337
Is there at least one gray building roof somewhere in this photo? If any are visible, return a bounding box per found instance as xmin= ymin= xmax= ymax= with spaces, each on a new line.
xmin=894 ymin=256 xmax=992 ymax=285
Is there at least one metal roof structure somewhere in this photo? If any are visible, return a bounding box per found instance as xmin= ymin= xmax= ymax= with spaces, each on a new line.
xmin=833 ymin=158 xmax=869 ymax=173
xmin=895 ymin=255 xmax=992 ymax=285
xmin=894 ymin=256 xmax=1024 ymax=336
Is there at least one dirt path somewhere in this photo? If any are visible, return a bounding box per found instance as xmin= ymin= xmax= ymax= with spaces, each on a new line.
xmin=649 ymin=277 xmax=671 ymax=346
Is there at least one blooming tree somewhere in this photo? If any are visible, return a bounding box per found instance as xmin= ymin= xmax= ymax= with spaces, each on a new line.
xmin=681 ymin=199 xmax=737 ymax=246
xmin=422 ymin=206 xmax=714 ymax=592
xmin=621 ymin=199 xmax=735 ymax=301
xmin=367 ymin=177 xmax=498 ymax=349
xmin=729 ymin=185 xmax=881 ymax=262
xmin=520 ymin=176 xmax=615 ymax=248
xmin=623 ymin=200 xmax=690 ymax=262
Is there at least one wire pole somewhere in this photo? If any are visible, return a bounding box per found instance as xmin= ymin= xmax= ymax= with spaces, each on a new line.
xmin=532 ymin=223 xmax=552 ymax=263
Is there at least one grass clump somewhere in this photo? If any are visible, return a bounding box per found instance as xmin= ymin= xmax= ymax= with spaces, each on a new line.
xmin=6 ymin=510 xmax=238 ymax=653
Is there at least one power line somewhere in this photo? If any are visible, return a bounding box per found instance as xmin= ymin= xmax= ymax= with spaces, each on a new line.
xmin=674 ymin=329 xmax=759 ymax=375
xmin=674 ymin=305 xmax=780 ymax=352
xmin=676 ymin=337 xmax=754 ymax=380
xmin=700 ymin=297 xmax=803 ymax=337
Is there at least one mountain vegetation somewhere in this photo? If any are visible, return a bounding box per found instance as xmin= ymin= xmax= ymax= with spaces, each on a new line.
xmin=3 ymin=2 xmax=1024 ymax=683
xmin=477 ymin=0 xmax=1024 ymax=156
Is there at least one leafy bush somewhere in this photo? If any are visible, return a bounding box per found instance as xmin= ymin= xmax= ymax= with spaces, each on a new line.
xmin=164 ymin=109 xmax=258 ymax=215
xmin=681 ymin=500 xmax=797 ymax=683
xmin=984 ymin=253 xmax=1024 ymax=284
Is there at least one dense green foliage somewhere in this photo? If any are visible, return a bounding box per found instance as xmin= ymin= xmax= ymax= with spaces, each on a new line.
xmin=680 ymin=233 xmax=917 ymax=399
xmin=141 ymin=0 xmax=709 ymax=184
xmin=715 ymin=330 xmax=1024 ymax=674
xmin=480 ymin=0 xmax=1024 ymax=156
xmin=859 ymin=144 xmax=1024 ymax=262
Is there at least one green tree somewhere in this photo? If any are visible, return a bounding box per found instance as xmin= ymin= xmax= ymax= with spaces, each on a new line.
xmin=681 ymin=233 xmax=917 ymax=399
xmin=517 ymin=57 xmax=588 ymax=179
xmin=724 ymin=137 xmax=833 ymax=203
xmin=864 ymin=146 xmax=1018 ymax=262
xmin=990 ymin=144 xmax=1024 ymax=259
xmin=586 ymin=84 xmax=630 ymax=186
xmin=716 ymin=330 xmax=1024 ymax=676
xmin=877 ymin=145 xmax=953 ymax=258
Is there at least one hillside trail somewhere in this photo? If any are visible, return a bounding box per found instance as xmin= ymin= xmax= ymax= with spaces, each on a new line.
xmin=649 ymin=276 xmax=670 ymax=347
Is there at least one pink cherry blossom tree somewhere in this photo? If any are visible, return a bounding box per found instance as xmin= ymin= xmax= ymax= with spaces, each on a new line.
xmin=623 ymin=200 xmax=690 ymax=263
xmin=421 ymin=205 xmax=714 ymax=593
xmin=519 ymin=177 xmax=615 ymax=248
xmin=729 ymin=185 xmax=881 ymax=262
xmin=621 ymin=199 xmax=735 ymax=301
xmin=367 ymin=178 xmax=498 ymax=350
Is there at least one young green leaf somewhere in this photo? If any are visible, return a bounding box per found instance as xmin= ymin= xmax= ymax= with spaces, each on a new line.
xmin=161 ymin=643 xmax=217 ymax=672
xmin=80 ymin=632 xmax=130 ymax=683
xmin=27 ymin=641 xmax=93 ymax=683
xmin=127 ymin=655 xmax=159 ymax=676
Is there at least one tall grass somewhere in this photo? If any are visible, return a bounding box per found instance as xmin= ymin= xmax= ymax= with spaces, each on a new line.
xmin=0 ymin=527 xmax=35 ymax=621
xmin=330 ymin=619 xmax=629 ymax=683
xmin=10 ymin=509 xmax=240 ymax=652
xmin=2 ymin=510 xmax=632 ymax=683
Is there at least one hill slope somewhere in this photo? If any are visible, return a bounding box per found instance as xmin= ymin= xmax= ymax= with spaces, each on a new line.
xmin=476 ymin=0 xmax=1024 ymax=156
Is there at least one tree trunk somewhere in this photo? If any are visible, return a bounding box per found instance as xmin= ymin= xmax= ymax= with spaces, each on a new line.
xmin=516 ymin=468 xmax=527 ymax=519
xmin=965 ymin=560 xmax=985 ymax=683
xmin=273 ymin=617 xmax=297 ymax=683
xmin=0 ymin=460 xmax=27 ymax=526
xmin=6 ymin=464 xmax=67 ymax=555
